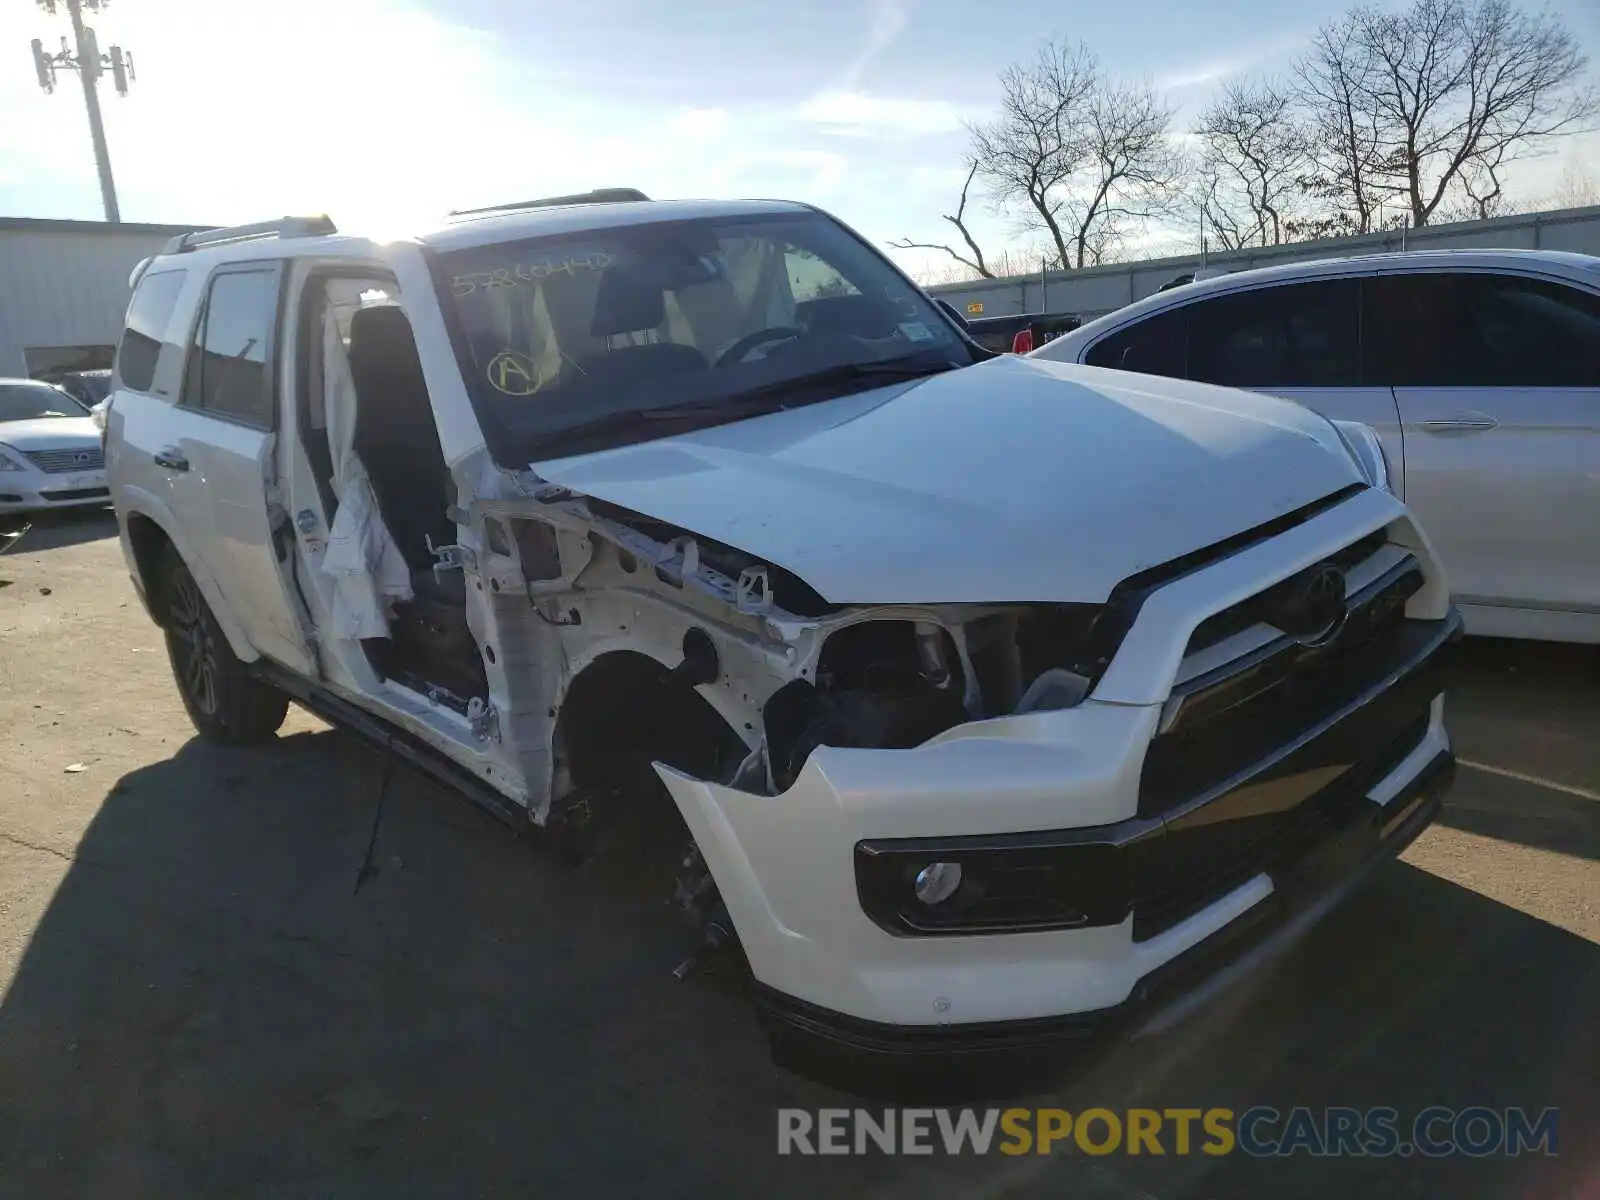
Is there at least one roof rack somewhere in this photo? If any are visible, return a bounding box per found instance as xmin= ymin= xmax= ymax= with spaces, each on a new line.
xmin=161 ymin=214 xmax=338 ymax=255
xmin=447 ymin=188 xmax=651 ymax=219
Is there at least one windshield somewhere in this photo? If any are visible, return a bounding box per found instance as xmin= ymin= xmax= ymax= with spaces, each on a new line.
xmin=0 ymin=383 xmax=88 ymax=422
xmin=67 ymin=372 xmax=112 ymax=404
xmin=434 ymin=210 xmax=975 ymax=459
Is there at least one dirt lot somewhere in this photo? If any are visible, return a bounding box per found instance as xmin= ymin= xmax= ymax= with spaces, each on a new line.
xmin=1 ymin=509 xmax=1596 ymax=1199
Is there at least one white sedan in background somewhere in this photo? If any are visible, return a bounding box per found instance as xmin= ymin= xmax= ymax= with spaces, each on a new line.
xmin=0 ymin=378 xmax=111 ymax=514
xmin=1032 ymin=249 xmax=1600 ymax=645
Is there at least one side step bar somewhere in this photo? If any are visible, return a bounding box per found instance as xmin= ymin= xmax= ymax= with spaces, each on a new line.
xmin=252 ymin=660 xmax=530 ymax=833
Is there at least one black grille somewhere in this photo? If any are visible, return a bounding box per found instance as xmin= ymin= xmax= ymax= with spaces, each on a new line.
xmin=23 ymin=446 xmax=104 ymax=474
xmin=1187 ymin=527 xmax=1389 ymax=656
xmin=1141 ymin=558 xmax=1424 ymax=818
xmin=1131 ymin=710 xmax=1431 ymax=940
xmin=41 ymin=487 xmax=109 ymax=502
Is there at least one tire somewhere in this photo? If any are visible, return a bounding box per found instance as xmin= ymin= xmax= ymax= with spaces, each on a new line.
xmin=159 ymin=546 xmax=289 ymax=743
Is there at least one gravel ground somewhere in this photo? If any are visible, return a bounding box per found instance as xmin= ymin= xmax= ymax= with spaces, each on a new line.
xmin=1 ymin=509 xmax=1595 ymax=1199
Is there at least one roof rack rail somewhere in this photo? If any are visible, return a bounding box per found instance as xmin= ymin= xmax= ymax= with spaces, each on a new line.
xmin=447 ymin=188 xmax=651 ymax=219
xmin=162 ymin=214 xmax=338 ymax=255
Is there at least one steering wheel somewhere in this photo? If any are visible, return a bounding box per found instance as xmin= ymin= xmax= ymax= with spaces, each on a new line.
xmin=715 ymin=325 xmax=805 ymax=366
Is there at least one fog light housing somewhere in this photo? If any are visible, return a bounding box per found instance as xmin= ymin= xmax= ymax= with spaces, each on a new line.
xmin=913 ymin=861 xmax=963 ymax=905
xmin=856 ymin=836 xmax=1125 ymax=937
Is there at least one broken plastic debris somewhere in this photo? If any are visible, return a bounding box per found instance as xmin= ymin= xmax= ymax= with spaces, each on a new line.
xmin=63 ymin=763 xmax=86 ymax=773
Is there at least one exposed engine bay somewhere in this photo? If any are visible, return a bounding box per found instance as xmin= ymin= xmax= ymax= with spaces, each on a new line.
xmin=475 ymin=485 xmax=1110 ymax=812
xmin=461 ymin=480 xmax=1116 ymax=967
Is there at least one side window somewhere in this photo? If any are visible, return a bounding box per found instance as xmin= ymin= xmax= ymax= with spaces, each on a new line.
xmin=1372 ymin=273 xmax=1600 ymax=388
xmin=181 ymin=267 xmax=281 ymax=427
xmin=1084 ymin=308 xmax=1188 ymax=377
xmin=1187 ymin=279 xmax=1360 ymax=388
xmin=115 ymin=269 xmax=187 ymax=393
xmin=1465 ymin=275 xmax=1600 ymax=387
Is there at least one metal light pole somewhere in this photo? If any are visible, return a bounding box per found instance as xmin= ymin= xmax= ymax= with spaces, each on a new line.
xmin=29 ymin=0 xmax=134 ymax=222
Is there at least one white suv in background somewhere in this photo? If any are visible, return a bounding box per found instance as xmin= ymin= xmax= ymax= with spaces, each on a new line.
xmin=1033 ymin=249 xmax=1600 ymax=645
xmin=105 ymin=193 xmax=1459 ymax=1085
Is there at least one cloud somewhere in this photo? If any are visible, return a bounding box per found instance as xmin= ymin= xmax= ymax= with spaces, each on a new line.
xmin=837 ymin=0 xmax=914 ymax=91
xmin=1152 ymin=34 xmax=1309 ymax=94
xmin=0 ymin=0 xmax=597 ymax=230
xmin=796 ymin=90 xmax=963 ymax=137
xmin=0 ymin=0 xmax=762 ymax=230
xmin=667 ymin=107 xmax=733 ymax=139
xmin=716 ymin=150 xmax=849 ymax=198
xmin=0 ymin=0 xmax=908 ymax=230
xmin=1156 ymin=60 xmax=1247 ymax=92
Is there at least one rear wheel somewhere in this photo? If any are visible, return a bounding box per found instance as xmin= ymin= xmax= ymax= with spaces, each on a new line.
xmin=160 ymin=548 xmax=289 ymax=743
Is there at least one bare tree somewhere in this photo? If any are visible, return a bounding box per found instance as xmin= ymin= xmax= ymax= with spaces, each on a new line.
xmin=1299 ymin=0 xmax=1598 ymax=230
xmin=888 ymin=161 xmax=997 ymax=278
xmin=967 ymin=39 xmax=1099 ymax=269
xmin=968 ymin=38 xmax=1184 ymax=269
xmin=1067 ymin=80 xmax=1187 ymax=266
xmin=1456 ymin=140 xmax=1512 ymax=220
xmin=1297 ymin=20 xmax=1394 ymax=236
xmin=1552 ymin=160 xmax=1600 ymax=209
xmin=1191 ymin=166 xmax=1251 ymax=251
xmin=1193 ymin=78 xmax=1311 ymax=247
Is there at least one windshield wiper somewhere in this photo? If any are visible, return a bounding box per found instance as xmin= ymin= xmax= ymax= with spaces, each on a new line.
xmin=531 ymin=354 xmax=963 ymax=452
xmin=641 ymin=353 xmax=962 ymax=421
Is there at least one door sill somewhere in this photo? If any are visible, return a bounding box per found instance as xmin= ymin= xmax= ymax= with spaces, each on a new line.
xmin=252 ymin=660 xmax=530 ymax=830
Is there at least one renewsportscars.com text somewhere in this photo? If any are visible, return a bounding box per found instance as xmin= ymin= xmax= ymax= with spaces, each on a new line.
xmin=777 ymin=1106 xmax=1560 ymax=1158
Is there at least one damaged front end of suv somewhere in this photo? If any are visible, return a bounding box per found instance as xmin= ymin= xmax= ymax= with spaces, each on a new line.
xmin=467 ymin=474 xmax=1110 ymax=919
xmin=416 ymin=200 xmax=1458 ymax=1081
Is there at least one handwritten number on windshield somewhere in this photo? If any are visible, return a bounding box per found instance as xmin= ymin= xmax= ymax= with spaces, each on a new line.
xmin=453 ymin=251 xmax=614 ymax=297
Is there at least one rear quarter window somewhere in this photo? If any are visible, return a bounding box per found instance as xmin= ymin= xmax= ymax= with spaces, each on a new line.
xmin=1084 ymin=307 xmax=1188 ymax=376
xmin=116 ymin=269 xmax=188 ymax=394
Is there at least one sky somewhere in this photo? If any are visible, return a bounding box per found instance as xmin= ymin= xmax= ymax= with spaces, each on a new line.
xmin=2 ymin=0 xmax=1598 ymax=277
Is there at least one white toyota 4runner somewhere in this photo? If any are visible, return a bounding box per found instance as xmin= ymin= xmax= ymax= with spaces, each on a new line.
xmin=106 ymin=191 xmax=1460 ymax=1081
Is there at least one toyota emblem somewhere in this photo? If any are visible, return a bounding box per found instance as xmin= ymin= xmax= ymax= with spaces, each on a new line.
xmin=1266 ymin=563 xmax=1348 ymax=647
xmin=73 ymin=452 xmax=92 ymax=466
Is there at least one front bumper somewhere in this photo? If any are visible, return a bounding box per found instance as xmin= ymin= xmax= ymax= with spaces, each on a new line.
xmin=650 ymin=489 xmax=1460 ymax=1074
xmin=0 ymin=469 xmax=110 ymax=512
xmin=660 ymin=615 xmax=1458 ymax=1027
xmin=758 ymin=747 xmax=1453 ymax=1073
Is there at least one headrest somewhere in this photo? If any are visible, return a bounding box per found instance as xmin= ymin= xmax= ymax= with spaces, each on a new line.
xmin=590 ymin=269 xmax=665 ymax=336
xmin=348 ymin=304 xmax=416 ymax=357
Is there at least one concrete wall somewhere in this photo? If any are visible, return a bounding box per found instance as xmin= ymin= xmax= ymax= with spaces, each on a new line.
xmin=0 ymin=219 xmax=200 ymax=377
xmin=927 ymin=204 xmax=1600 ymax=320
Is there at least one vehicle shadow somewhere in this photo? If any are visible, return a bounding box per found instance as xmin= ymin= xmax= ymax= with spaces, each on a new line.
xmin=0 ymin=725 xmax=1594 ymax=1198
xmin=1440 ymin=637 xmax=1600 ymax=861
xmin=0 ymin=728 xmax=870 ymax=1197
xmin=0 ymin=507 xmax=118 ymax=554
xmin=1003 ymin=859 xmax=1599 ymax=1200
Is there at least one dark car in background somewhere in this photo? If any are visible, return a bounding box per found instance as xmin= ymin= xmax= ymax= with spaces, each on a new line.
xmin=54 ymin=369 xmax=113 ymax=408
xmin=964 ymin=310 xmax=1081 ymax=353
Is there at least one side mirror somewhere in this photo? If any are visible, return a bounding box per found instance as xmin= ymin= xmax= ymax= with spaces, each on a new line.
xmin=936 ymin=299 xmax=971 ymax=333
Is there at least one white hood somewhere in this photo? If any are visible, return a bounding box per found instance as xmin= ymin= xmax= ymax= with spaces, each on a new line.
xmin=0 ymin=416 xmax=101 ymax=451
xmin=530 ymin=356 xmax=1363 ymax=605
